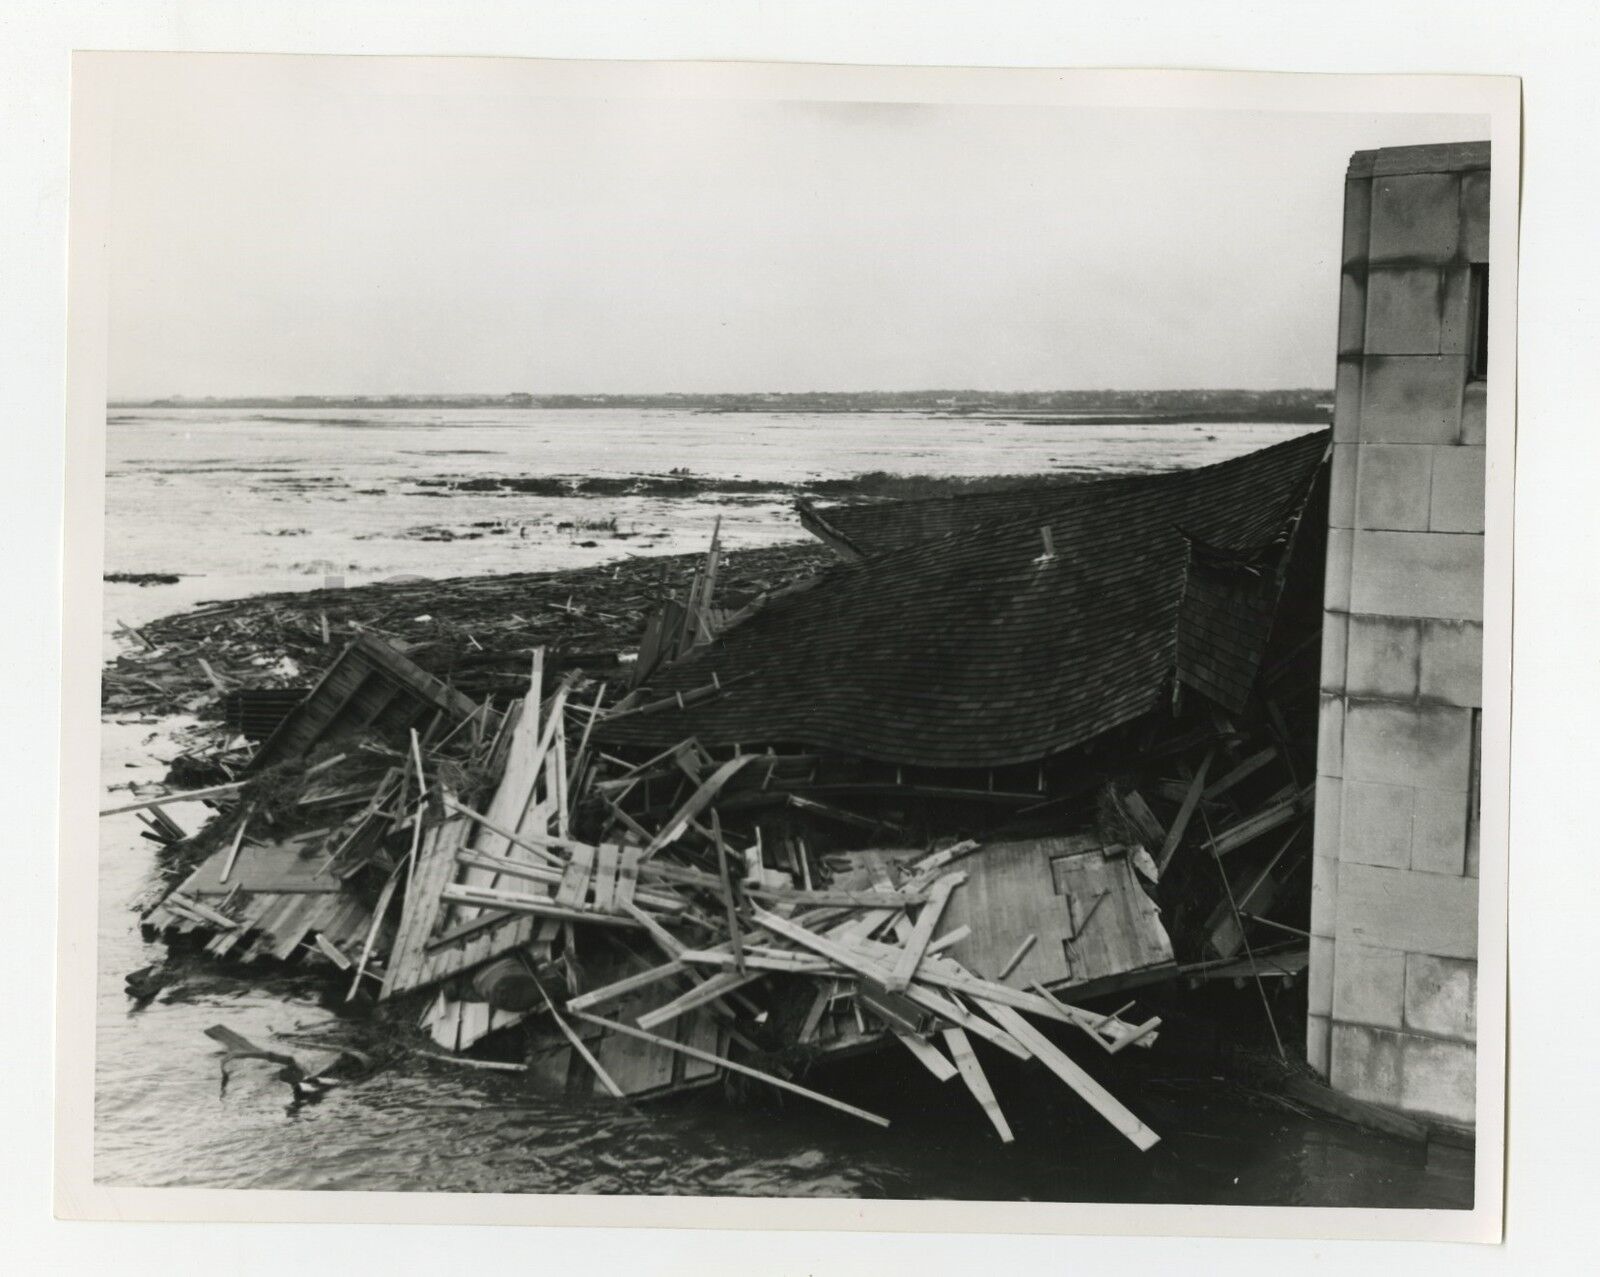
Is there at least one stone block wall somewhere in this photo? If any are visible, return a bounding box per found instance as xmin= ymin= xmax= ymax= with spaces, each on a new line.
xmin=1309 ymin=141 xmax=1488 ymax=1127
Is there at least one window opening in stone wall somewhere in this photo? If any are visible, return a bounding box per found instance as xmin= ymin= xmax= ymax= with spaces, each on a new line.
xmin=1469 ymin=262 xmax=1489 ymax=380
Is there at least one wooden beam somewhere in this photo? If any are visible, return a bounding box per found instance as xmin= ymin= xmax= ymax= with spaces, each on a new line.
xmin=100 ymin=777 xmax=251 ymax=817
xmin=894 ymin=1031 xmax=958 ymax=1083
xmin=644 ymin=755 xmax=755 ymax=854
xmin=978 ymin=1001 xmax=1160 ymax=1152
xmin=1157 ymin=747 xmax=1215 ymax=876
xmin=574 ymin=1012 xmax=890 ymax=1128
xmin=711 ymin=811 xmax=746 ymax=976
xmin=943 ymin=1027 xmax=1013 ymax=1143
xmin=884 ymin=872 xmax=966 ymax=992
xmin=1203 ymin=745 xmax=1279 ymax=800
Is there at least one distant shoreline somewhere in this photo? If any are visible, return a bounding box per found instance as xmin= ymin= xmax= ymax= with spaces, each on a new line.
xmin=108 ymin=388 xmax=1332 ymax=421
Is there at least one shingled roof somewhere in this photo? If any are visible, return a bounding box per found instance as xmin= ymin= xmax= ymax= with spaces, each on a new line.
xmin=599 ymin=430 xmax=1330 ymax=769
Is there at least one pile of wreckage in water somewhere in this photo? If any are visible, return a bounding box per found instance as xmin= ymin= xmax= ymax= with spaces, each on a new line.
xmin=121 ymin=429 xmax=1333 ymax=1151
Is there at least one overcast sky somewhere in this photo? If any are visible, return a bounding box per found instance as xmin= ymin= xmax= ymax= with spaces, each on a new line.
xmin=103 ymin=59 xmax=1484 ymax=398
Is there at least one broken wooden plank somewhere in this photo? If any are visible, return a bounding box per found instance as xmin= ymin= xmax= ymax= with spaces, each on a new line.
xmin=218 ymin=807 xmax=253 ymax=884
xmin=1119 ymin=790 xmax=1167 ymax=848
xmin=943 ymin=1027 xmax=1014 ymax=1143
xmin=634 ymin=969 xmax=760 ymax=1031
xmin=438 ymin=883 xmax=644 ymax=931
xmin=1203 ymin=744 xmax=1279 ymax=800
xmin=347 ymin=862 xmax=403 ymax=1001
xmin=894 ymin=1030 xmax=958 ymax=1083
xmin=1280 ymin=1073 xmax=1428 ymax=1144
xmin=615 ymin=846 xmax=642 ymax=910
xmin=711 ymin=810 xmax=746 ymax=976
xmin=574 ymin=1012 xmax=890 ymax=1128
xmin=441 ymin=795 xmax=578 ymax=866
xmin=978 ymin=1000 xmax=1160 ymax=1151
xmin=566 ymin=958 xmax=689 ymax=1014
xmin=590 ymin=843 xmax=622 ymax=912
xmin=1204 ymin=785 xmax=1314 ymax=857
xmin=997 ymin=933 xmax=1037 ymax=981
xmin=927 ymin=924 xmax=971 ymax=954
xmin=100 ymin=778 xmax=251 ymax=817
xmin=537 ymin=977 xmax=625 ymax=1100
xmin=644 ymin=755 xmax=755 ymax=854
xmin=885 ymin=871 xmax=966 ymax=992
xmin=798 ymin=981 xmax=836 ymax=1043
xmin=1157 ymin=747 xmax=1214 ymax=876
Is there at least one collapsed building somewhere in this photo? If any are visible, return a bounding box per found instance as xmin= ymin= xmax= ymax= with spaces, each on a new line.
xmin=125 ymin=426 xmax=1344 ymax=1149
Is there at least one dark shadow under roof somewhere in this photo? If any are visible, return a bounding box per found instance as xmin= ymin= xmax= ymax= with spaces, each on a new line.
xmin=599 ymin=430 xmax=1331 ymax=769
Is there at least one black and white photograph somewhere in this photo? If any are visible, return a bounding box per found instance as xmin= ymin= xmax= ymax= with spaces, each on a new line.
xmin=53 ymin=53 xmax=1516 ymax=1240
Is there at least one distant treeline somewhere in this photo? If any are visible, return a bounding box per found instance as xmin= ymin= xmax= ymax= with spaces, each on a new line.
xmin=113 ymin=388 xmax=1331 ymax=418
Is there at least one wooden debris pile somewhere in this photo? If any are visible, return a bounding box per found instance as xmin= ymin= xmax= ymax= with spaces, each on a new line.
xmin=124 ymin=625 xmax=1172 ymax=1149
xmin=101 ymin=541 xmax=832 ymax=719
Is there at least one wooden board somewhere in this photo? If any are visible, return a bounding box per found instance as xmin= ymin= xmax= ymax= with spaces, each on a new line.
xmin=939 ymin=835 xmax=1172 ymax=991
xmin=381 ymin=817 xmax=471 ymax=998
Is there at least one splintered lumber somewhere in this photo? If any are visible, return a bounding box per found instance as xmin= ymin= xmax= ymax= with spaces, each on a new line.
xmin=943 ymin=1027 xmax=1014 ymax=1143
xmin=574 ymin=1012 xmax=890 ymax=1128
xmin=997 ymin=933 xmax=1038 ymax=981
xmin=314 ymin=934 xmax=353 ymax=969
xmin=859 ymin=986 xmax=927 ymax=1034
xmin=977 ymin=1001 xmax=1160 ymax=1152
xmin=590 ymin=843 xmax=622 ymax=912
xmin=1156 ymin=747 xmax=1214 ymax=876
xmin=100 ymin=777 xmax=251 ymax=817
xmin=885 ymin=871 xmax=966 ymax=991
xmin=798 ymin=981 xmax=836 ymax=1043
xmin=752 ymin=908 xmax=1029 ymax=1059
xmin=439 ymin=884 xmax=644 ymax=931
xmin=1203 ymin=745 xmax=1279 ymax=800
xmin=566 ymin=958 xmax=688 ymax=1013
xmin=441 ymin=796 xmax=577 ymax=866
xmin=218 ymin=807 xmax=253 ymax=884
xmin=1119 ymin=790 xmax=1167 ymax=848
xmin=1204 ymin=785 xmax=1314 ymax=857
xmin=744 ymin=884 xmax=930 ymax=908
xmin=635 ymin=969 xmax=760 ymax=1030
xmin=679 ymin=947 xmax=835 ymax=975
xmin=711 ymin=811 xmax=746 ymax=975
xmin=536 ymin=978 xmax=624 ymax=1100
xmin=645 ymin=755 xmax=755 ymax=853
xmin=347 ymin=862 xmax=403 ymax=1001
xmin=894 ymin=1031 xmax=958 ymax=1083
xmin=927 ymin=924 xmax=971 ymax=954
xmin=621 ymin=899 xmax=687 ymax=959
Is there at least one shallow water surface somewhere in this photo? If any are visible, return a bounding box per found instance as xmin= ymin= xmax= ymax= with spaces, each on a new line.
xmin=95 ymin=410 xmax=1469 ymax=1205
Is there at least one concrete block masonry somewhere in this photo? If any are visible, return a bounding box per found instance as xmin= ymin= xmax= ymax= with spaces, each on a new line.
xmin=1342 ymin=698 xmax=1473 ymax=793
xmin=1340 ymin=780 xmax=1414 ymax=870
xmin=1354 ymin=444 xmax=1433 ymax=532
xmin=1331 ymin=941 xmax=1406 ymax=1029
xmin=1368 ymin=172 xmax=1460 ymax=264
xmin=1364 ymin=268 xmax=1445 ymax=356
xmin=1430 ymin=445 xmax=1486 ymax=534
xmin=1313 ymin=140 xmax=1487 ymax=1126
xmin=1331 ymin=1022 xmax=1476 ymax=1125
xmin=1418 ymin=618 xmax=1483 ymax=708
xmin=1350 ymin=529 xmax=1484 ymax=621
xmin=1345 ymin=614 xmax=1422 ymax=699
xmin=1404 ymin=953 xmax=1477 ymax=1042
xmin=1359 ymin=356 xmax=1467 ymax=445
xmin=1335 ymin=862 xmax=1478 ymax=960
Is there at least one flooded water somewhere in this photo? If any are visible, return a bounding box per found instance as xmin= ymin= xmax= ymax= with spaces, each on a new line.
xmin=95 ymin=408 xmax=1470 ymax=1205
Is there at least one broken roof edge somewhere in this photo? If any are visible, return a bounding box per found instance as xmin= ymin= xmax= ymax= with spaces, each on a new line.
xmin=801 ymin=428 xmax=1332 ymax=567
